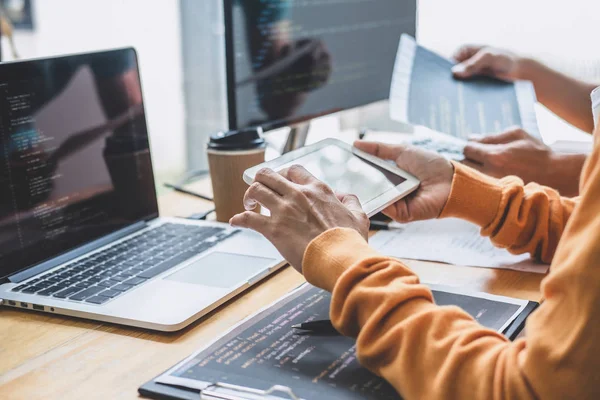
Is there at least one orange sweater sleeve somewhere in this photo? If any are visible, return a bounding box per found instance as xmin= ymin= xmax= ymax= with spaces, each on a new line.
xmin=439 ymin=162 xmax=578 ymax=263
xmin=302 ymin=134 xmax=600 ymax=399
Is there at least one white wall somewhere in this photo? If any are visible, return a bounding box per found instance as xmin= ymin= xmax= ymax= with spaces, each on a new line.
xmin=418 ymin=0 xmax=600 ymax=144
xmin=418 ymin=0 xmax=600 ymax=67
xmin=8 ymin=0 xmax=186 ymax=176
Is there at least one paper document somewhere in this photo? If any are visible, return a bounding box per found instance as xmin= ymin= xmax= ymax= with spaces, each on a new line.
xmin=370 ymin=218 xmax=549 ymax=273
xmin=154 ymin=284 xmax=527 ymax=399
xmin=389 ymin=34 xmax=539 ymax=139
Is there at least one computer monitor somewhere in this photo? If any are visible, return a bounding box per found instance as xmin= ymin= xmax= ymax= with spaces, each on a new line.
xmin=224 ymin=0 xmax=417 ymax=133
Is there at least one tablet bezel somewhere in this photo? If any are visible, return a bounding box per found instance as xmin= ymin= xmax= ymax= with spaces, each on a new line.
xmin=243 ymin=138 xmax=420 ymax=217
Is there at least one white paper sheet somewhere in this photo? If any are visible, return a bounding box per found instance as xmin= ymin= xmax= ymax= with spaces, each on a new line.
xmin=370 ymin=218 xmax=549 ymax=273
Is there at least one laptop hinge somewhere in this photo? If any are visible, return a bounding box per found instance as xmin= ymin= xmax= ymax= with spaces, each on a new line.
xmin=8 ymin=221 xmax=149 ymax=284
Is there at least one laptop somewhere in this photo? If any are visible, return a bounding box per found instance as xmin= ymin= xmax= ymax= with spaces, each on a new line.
xmin=0 ymin=48 xmax=285 ymax=331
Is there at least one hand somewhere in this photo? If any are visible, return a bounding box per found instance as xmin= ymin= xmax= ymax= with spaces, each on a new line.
xmin=463 ymin=128 xmax=585 ymax=197
xmin=353 ymin=141 xmax=454 ymax=223
xmin=451 ymin=45 xmax=523 ymax=81
xmin=230 ymin=166 xmax=369 ymax=272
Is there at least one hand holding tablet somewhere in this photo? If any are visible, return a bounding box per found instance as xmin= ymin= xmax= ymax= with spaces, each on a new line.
xmin=243 ymin=139 xmax=421 ymax=217
xmin=234 ymin=139 xmax=455 ymax=269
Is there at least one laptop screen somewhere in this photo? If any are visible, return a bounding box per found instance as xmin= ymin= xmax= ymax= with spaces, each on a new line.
xmin=0 ymin=48 xmax=159 ymax=280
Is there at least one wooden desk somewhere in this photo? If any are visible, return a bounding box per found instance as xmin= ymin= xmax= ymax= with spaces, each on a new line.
xmin=0 ymin=179 xmax=544 ymax=400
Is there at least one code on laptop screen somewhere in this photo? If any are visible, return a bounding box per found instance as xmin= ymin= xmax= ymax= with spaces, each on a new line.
xmin=0 ymin=49 xmax=158 ymax=279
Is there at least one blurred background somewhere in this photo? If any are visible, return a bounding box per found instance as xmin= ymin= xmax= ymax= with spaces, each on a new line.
xmin=4 ymin=0 xmax=599 ymax=183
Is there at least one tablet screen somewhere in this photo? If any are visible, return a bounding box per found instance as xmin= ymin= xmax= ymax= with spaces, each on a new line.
xmin=276 ymin=144 xmax=406 ymax=204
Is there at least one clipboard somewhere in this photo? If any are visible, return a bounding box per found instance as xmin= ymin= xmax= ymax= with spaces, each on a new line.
xmin=140 ymin=381 xmax=301 ymax=400
xmin=139 ymin=284 xmax=539 ymax=400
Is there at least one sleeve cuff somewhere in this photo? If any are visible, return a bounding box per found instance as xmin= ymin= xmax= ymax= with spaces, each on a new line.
xmin=439 ymin=161 xmax=505 ymax=228
xmin=302 ymin=228 xmax=379 ymax=292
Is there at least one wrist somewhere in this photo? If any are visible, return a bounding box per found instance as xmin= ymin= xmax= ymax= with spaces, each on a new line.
xmin=547 ymin=152 xmax=586 ymax=197
xmin=439 ymin=161 xmax=504 ymax=228
xmin=436 ymin=162 xmax=455 ymax=217
xmin=302 ymin=227 xmax=373 ymax=292
xmin=514 ymin=57 xmax=542 ymax=81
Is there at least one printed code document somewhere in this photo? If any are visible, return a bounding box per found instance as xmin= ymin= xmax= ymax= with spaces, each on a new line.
xmin=153 ymin=284 xmax=526 ymax=399
xmin=370 ymin=218 xmax=549 ymax=273
xmin=389 ymin=34 xmax=539 ymax=139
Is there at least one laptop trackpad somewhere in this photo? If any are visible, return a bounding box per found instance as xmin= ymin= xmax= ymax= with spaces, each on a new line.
xmin=165 ymin=252 xmax=276 ymax=288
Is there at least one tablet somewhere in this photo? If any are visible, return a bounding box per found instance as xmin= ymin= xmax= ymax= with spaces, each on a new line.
xmin=243 ymin=139 xmax=420 ymax=217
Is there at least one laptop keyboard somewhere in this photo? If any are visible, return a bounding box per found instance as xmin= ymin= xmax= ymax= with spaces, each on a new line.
xmin=12 ymin=223 xmax=238 ymax=305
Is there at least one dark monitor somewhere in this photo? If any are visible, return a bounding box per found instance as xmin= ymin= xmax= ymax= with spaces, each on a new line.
xmin=0 ymin=48 xmax=158 ymax=280
xmin=224 ymin=0 xmax=417 ymax=132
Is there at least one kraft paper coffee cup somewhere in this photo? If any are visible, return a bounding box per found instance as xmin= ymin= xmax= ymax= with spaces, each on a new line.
xmin=207 ymin=127 xmax=266 ymax=222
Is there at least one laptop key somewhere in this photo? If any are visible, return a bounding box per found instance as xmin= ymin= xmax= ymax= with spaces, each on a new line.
xmin=12 ymin=285 xmax=27 ymax=292
xmin=97 ymin=280 xmax=118 ymax=288
xmin=38 ymin=286 xmax=61 ymax=296
xmin=54 ymin=287 xmax=84 ymax=299
xmin=73 ymin=281 xmax=94 ymax=289
xmin=110 ymin=266 xmax=130 ymax=273
xmin=122 ymin=277 xmax=146 ymax=286
xmin=35 ymin=281 xmax=53 ymax=289
xmin=85 ymin=296 xmax=111 ymax=305
xmin=69 ymin=286 xmax=104 ymax=301
xmin=22 ymin=286 xmax=43 ymax=294
xmin=97 ymin=289 xmax=120 ymax=298
xmin=112 ymin=283 xmax=134 ymax=292
xmin=47 ymin=284 xmax=68 ymax=291
xmin=138 ymin=251 xmax=197 ymax=279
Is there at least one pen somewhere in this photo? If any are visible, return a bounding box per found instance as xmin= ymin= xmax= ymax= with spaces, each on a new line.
xmin=164 ymin=182 xmax=213 ymax=202
xmin=292 ymin=319 xmax=338 ymax=334
xmin=369 ymin=220 xmax=403 ymax=231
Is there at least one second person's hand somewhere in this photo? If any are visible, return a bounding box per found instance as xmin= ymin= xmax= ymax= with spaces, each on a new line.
xmin=463 ymin=128 xmax=586 ymax=197
xmin=451 ymin=45 xmax=523 ymax=81
xmin=353 ymin=141 xmax=454 ymax=223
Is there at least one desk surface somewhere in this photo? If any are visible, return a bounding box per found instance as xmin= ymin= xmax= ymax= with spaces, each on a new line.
xmin=0 ymin=178 xmax=544 ymax=400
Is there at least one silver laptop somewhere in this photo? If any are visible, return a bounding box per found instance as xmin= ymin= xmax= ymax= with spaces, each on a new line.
xmin=0 ymin=48 xmax=285 ymax=331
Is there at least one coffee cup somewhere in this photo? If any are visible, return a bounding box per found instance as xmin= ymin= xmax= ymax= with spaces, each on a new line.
xmin=207 ymin=127 xmax=266 ymax=222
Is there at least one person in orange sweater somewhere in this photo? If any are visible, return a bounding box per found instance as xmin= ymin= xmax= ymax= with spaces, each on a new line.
xmin=230 ymin=93 xmax=600 ymax=398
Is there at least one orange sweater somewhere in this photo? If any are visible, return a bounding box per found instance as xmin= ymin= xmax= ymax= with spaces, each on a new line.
xmin=303 ymin=130 xmax=600 ymax=398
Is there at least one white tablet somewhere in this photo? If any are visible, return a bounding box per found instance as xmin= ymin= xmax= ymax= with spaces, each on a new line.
xmin=243 ymin=138 xmax=420 ymax=217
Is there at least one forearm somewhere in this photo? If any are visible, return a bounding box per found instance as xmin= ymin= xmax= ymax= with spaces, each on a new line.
xmin=304 ymin=229 xmax=524 ymax=399
xmin=517 ymin=58 xmax=597 ymax=133
xmin=440 ymin=162 xmax=578 ymax=263
xmin=302 ymin=226 xmax=600 ymax=399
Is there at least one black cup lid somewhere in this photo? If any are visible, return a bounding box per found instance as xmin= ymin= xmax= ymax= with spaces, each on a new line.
xmin=208 ymin=127 xmax=266 ymax=151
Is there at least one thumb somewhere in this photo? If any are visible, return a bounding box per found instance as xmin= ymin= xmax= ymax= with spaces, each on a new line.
xmin=338 ymin=193 xmax=363 ymax=214
xmin=452 ymin=44 xmax=484 ymax=63
xmin=452 ymin=50 xmax=492 ymax=79
xmin=354 ymin=140 xmax=406 ymax=161
xmin=475 ymin=127 xmax=524 ymax=144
